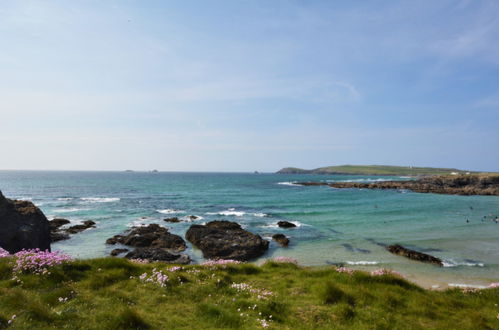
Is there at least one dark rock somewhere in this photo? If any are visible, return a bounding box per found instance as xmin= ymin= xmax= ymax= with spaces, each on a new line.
xmin=298 ymin=174 xmax=499 ymax=196
xmin=65 ymin=220 xmax=96 ymax=234
xmin=186 ymin=220 xmax=269 ymax=261
xmin=49 ymin=218 xmax=70 ymax=230
xmin=106 ymin=224 xmax=186 ymax=251
xmin=164 ymin=217 xmax=181 ymax=223
xmin=110 ymin=248 xmax=129 ymax=256
xmin=387 ymin=244 xmax=443 ymax=266
xmin=125 ymin=247 xmax=190 ymax=264
xmin=51 ymin=231 xmax=70 ymax=242
xmin=188 ymin=215 xmax=199 ymax=220
xmin=277 ymin=221 xmax=296 ymax=228
xmin=272 ymin=233 xmax=289 ymax=247
xmin=0 ymin=191 xmax=51 ymax=253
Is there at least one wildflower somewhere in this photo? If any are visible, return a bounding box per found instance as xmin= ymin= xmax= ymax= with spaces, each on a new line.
xmin=202 ymin=259 xmax=241 ymax=267
xmin=335 ymin=267 xmax=354 ymax=275
xmin=0 ymin=247 xmax=10 ymax=258
xmin=139 ymin=269 xmax=169 ymax=287
xmin=488 ymin=283 xmax=499 ymax=288
xmin=13 ymin=249 xmax=72 ymax=275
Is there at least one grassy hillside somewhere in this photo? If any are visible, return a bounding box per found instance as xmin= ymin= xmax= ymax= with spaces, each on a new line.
xmin=0 ymin=257 xmax=498 ymax=329
xmin=277 ymin=165 xmax=472 ymax=176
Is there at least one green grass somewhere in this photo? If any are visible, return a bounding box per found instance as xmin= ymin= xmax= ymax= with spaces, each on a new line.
xmin=277 ymin=165 xmax=475 ymax=176
xmin=0 ymin=258 xmax=497 ymax=329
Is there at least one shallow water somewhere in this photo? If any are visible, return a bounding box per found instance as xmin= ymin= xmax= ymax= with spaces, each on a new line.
xmin=1 ymin=170 xmax=498 ymax=288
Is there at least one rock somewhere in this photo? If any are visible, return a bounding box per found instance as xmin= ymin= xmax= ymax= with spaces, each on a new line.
xmin=387 ymin=244 xmax=443 ymax=266
xmin=186 ymin=220 xmax=269 ymax=261
xmin=106 ymin=224 xmax=186 ymax=251
xmin=188 ymin=215 xmax=199 ymax=220
xmin=164 ymin=217 xmax=181 ymax=223
xmin=272 ymin=234 xmax=289 ymax=247
xmin=277 ymin=221 xmax=296 ymax=228
xmin=51 ymin=231 xmax=70 ymax=242
xmin=298 ymin=174 xmax=499 ymax=196
xmin=110 ymin=248 xmax=129 ymax=256
xmin=49 ymin=218 xmax=70 ymax=230
xmin=0 ymin=191 xmax=51 ymax=253
xmin=125 ymin=247 xmax=190 ymax=264
xmin=65 ymin=220 xmax=96 ymax=234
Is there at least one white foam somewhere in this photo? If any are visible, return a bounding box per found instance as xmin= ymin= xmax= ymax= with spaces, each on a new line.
xmin=81 ymin=197 xmax=120 ymax=203
xmin=57 ymin=197 xmax=73 ymax=201
xmin=207 ymin=208 xmax=246 ymax=217
xmin=157 ymin=209 xmax=185 ymax=214
xmin=53 ymin=207 xmax=87 ymax=213
xmin=253 ymin=213 xmax=268 ymax=217
xmin=346 ymin=261 xmax=379 ymax=265
xmin=442 ymin=260 xmax=485 ymax=268
xmin=448 ymin=283 xmax=486 ymax=289
xmin=277 ymin=181 xmax=300 ymax=186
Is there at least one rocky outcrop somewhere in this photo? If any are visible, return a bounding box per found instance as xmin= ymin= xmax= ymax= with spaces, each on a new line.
xmin=164 ymin=217 xmax=181 ymax=223
xmin=297 ymin=174 xmax=499 ymax=196
xmin=125 ymin=247 xmax=190 ymax=264
xmin=106 ymin=224 xmax=189 ymax=263
xmin=186 ymin=221 xmax=269 ymax=261
xmin=277 ymin=221 xmax=296 ymax=228
xmin=387 ymin=244 xmax=443 ymax=266
xmin=272 ymin=234 xmax=289 ymax=247
xmin=106 ymin=224 xmax=186 ymax=251
xmin=0 ymin=191 xmax=51 ymax=253
xmin=49 ymin=219 xmax=96 ymax=242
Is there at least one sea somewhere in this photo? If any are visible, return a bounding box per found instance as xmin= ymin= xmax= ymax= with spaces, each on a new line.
xmin=1 ymin=170 xmax=498 ymax=289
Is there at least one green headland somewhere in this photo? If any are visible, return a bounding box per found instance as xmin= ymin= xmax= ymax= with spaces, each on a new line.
xmin=277 ymin=165 xmax=474 ymax=176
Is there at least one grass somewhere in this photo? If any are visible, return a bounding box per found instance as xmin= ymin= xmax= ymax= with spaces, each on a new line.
xmin=0 ymin=258 xmax=497 ymax=329
xmin=277 ymin=165 xmax=475 ymax=176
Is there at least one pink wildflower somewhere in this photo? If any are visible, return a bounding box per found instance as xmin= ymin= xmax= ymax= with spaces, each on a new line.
xmin=13 ymin=249 xmax=72 ymax=275
xmin=0 ymin=247 xmax=10 ymax=258
xmin=488 ymin=283 xmax=499 ymax=288
xmin=335 ymin=267 xmax=354 ymax=275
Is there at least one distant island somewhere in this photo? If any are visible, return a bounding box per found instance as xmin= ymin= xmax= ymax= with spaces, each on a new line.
xmin=277 ymin=164 xmax=473 ymax=176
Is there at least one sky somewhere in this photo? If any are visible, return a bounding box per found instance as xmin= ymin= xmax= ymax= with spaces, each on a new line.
xmin=0 ymin=0 xmax=498 ymax=172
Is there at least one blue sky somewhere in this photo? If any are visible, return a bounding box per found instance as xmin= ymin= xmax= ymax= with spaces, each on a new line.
xmin=1 ymin=0 xmax=498 ymax=171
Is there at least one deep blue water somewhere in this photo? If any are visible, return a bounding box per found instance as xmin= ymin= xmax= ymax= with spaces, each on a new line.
xmin=1 ymin=171 xmax=498 ymax=288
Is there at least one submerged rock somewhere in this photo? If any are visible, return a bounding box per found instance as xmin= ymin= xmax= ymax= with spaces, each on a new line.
xmin=387 ymin=244 xmax=443 ymax=266
xmin=277 ymin=221 xmax=296 ymax=228
xmin=272 ymin=234 xmax=289 ymax=247
xmin=0 ymin=191 xmax=51 ymax=253
xmin=106 ymin=224 xmax=186 ymax=251
xmin=186 ymin=221 xmax=269 ymax=261
xmin=125 ymin=247 xmax=190 ymax=264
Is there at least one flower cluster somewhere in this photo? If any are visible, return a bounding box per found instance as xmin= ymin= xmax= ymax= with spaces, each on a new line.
xmin=202 ymin=259 xmax=241 ymax=266
xmin=139 ymin=268 xmax=169 ymax=287
xmin=488 ymin=283 xmax=499 ymax=288
xmin=130 ymin=258 xmax=149 ymax=264
xmin=230 ymin=282 xmax=273 ymax=300
xmin=13 ymin=249 xmax=72 ymax=275
xmin=0 ymin=247 xmax=10 ymax=258
xmin=167 ymin=266 xmax=182 ymax=272
xmin=266 ymin=256 xmax=298 ymax=264
xmin=335 ymin=267 xmax=355 ymax=275
xmin=370 ymin=269 xmax=403 ymax=277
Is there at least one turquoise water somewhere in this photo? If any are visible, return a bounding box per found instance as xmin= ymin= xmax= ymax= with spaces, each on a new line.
xmin=1 ymin=171 xmax=498 ymax=288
